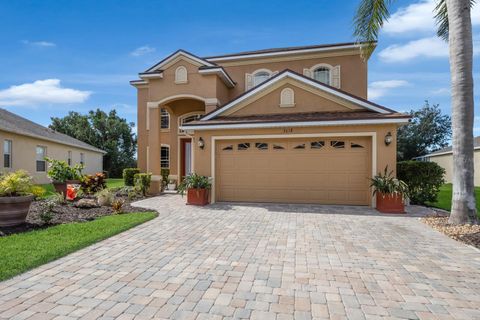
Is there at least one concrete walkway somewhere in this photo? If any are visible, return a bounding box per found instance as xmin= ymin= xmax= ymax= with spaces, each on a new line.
xmin=1 ymin=194 xmax=479 ymax=320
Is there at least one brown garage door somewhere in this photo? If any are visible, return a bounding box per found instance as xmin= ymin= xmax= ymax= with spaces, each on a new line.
xmin=215 ymin=137 xmax=371 ymax=205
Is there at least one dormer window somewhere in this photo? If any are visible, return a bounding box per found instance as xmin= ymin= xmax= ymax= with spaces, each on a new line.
xmin=245 ymin=69 xmax=278 ymax=91
xmin=175 ymin=66 xmax=188 ymax=84
xmin=313 ymin=67 xmax=330 ymax=85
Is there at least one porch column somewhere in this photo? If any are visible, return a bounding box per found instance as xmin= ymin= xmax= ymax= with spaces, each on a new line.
xmin=147 ymin=105 xmax=162 ymax=193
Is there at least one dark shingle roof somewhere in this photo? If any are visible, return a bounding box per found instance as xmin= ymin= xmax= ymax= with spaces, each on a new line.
xmin=0 ymin=108 xmax=105 ymax=154
xmin=426 ymin=137 xmax=480 ymax=157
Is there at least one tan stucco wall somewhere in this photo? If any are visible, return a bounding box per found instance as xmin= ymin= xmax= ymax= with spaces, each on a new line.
xmin=429 ymin=150 xmax=480 ymax=186
xmin=218 ymin=52 xmax=368 ymax=99
xmin=191 ymin=124 xmax=397 ymax=182
xmin=229 ymin=82 xmax=363 ymax=117
xmin=137 ymin=87 xmax=148 ymax=172
xmin=0 ymin=130 xmax=103 ymax=184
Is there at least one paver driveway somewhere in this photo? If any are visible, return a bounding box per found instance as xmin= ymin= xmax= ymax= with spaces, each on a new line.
xmin=1 ymin=195 xmax=479 ymax=320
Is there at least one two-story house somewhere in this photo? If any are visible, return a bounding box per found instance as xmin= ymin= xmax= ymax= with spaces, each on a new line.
xmin=130 ymin=42 xmax=409 ymax=206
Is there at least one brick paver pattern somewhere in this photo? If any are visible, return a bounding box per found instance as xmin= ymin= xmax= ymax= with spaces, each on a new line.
xmin=1 ymin=194 xmax=479 ymax=320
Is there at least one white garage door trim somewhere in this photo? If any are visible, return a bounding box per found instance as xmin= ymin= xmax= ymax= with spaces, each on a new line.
xmin=210 ymin=132 xmax=377 ymax=206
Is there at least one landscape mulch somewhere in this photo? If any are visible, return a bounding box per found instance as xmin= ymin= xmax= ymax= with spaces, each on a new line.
xmin=421 ymin=212 xmax=480 ymax=249
xmin=0 ymin=197 xmax=151 ymax=236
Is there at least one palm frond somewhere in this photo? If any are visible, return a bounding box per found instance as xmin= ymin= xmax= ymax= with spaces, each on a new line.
xmin=434 ymin=0 xmax=476 ymax=41
xmin=353 ymin=0 xmax=395 ymax=59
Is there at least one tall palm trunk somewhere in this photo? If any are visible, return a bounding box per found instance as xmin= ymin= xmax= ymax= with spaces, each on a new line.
xmin=446 ymin=0 xmax=477 ymax=224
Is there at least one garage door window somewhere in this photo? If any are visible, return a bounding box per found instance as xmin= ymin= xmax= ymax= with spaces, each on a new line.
xmin=222 ymin=145 xmax=233 ymax=151
xmin=310 ymin=141 xmax=325 ymax=149
xmin=255 ymin=143 xmax=268 ymax=150
xmin=351 ymin=142 xmax=365 ymax=148
xmin=273 ymin=144 xmax=285 ymax=150
xmin=330 ymin=140 xmax=345 ymax=149
xmin=238 ymin=143 xmax=250 ymax=150
xmin=293 ymin=143 xmax=306 ymax=150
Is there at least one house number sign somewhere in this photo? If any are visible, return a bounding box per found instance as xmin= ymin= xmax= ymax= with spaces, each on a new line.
xmin=282 ymin=128 xmax=294 ymax=134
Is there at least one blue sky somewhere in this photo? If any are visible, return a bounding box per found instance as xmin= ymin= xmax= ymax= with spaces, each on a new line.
xmin=0 ymin=0 xmax=478 ymax=134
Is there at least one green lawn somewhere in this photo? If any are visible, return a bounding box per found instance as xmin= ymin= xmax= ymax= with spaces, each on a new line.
xmin=427 ymin=184 xmax=480 ymax=217
xmin=0 ymin=212 xmax=156 ymax=281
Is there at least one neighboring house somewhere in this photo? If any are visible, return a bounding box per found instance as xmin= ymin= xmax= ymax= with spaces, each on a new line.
xmin=0 ymin=108 xmax=105 ymax=184
xmin=131 ymin=42 xmax=409 ymax=206
xmin=418 ymin=136 xmax=480 ymax=186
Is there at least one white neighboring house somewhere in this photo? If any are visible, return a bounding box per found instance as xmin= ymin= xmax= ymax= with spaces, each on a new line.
xmin=418 ymin=136 xmax=480 ymax=186
xmin=0 ymin=108 xmax=106 ymax=184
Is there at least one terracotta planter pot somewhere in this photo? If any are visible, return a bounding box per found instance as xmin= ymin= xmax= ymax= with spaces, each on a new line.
xmin=52 ymin=181 xmax=67 ymax=196
xmin=187 ymin=188 xmax=209 ymax=206
xmin=376 ymin=192 xmax=405 ymax=214
xmin=0 ymin=195 xmax=35 ymax=227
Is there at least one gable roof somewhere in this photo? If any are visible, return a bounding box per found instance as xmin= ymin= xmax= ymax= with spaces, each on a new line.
xmin=201 ymin=69 xmax=396 ymax=121
xmin=0 ymin=108 xmax=106 ymax=154
xmin=421 ymin=137 xmax=480 ymax=158
xmin=144 ymin=49 xmax=216 ymax=73
xmin=204 ymin=41 xmax=374 ymax=62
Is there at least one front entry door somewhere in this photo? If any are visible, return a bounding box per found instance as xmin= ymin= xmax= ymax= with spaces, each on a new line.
xmin=181 ymin=138 xmax=192 ymax=179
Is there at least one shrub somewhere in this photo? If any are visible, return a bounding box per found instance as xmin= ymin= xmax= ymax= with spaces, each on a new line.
xmin=39 ymin=199 xmax=56 ymax=224
xmin=0 ymin=170 xmax=36 ymax=197
xmin=80 ymin=173 xmax=106 ymax=195
xmin=134 ymin=173 xmax=152 ymax=196
xmin=177 ymin=173 xmax=211 ymax=196
xmin=161 ymin=168 xmax=170 ymax=185
xmin=370 ymin=166 xmax=409 ymax=199
xmin=45 ymin=158 xmax=83 ymax=183
xmin=397 ymin=161 xmax=445 ymax=205
xmin=123 ymin=168 xmax=140 ymax=186
xmin=96 ymin=189 xmax=114 ymax=206
xmin=30 ymin=185 xmax=46 ymax=199
xmin=50 ymin=192 xmax=66 ymax=205
xmin=111 ymin=198 xmax=125 ymax=213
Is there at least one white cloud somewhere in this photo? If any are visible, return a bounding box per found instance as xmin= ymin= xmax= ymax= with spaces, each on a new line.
xmin=21 ymin=40 xmax=56 ymax=47
xmin=368 ymin=80 xmax=409 ymax=99
xmin=0 ymin=79 xmax=91 ymax=107
xmin=378 ymin=36 xmax=448 ymax=62
xmin=130 ymin=45 xmax=155 ymax=57
xmin=384 ymin=0 xmax=480 ymax=35
xmin=431 ymin=87 xmax=450 ymax=95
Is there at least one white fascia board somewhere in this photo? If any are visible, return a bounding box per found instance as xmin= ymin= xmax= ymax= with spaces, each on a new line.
xmin=146 ymin=50 xmax=215 ymax=72
xmin=206 ymin=44 xmax=363 ymax=62
xmin=181 ymin=118 xmax=409 ymax=131
xmin=130 ymin=80 xmax=148 ymax=87
xmin=198 ymin=68 xmax=235 ymax=88
xmin=139 ymin=72 xmax=163 ymax=80
xmin=202 ymin=71 xmax=390 ymax=120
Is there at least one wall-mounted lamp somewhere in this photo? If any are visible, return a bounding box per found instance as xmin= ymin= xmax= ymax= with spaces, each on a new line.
xmin=384 ymin=132 xmax=393 ymax=146
xmin=198 ymin=137 xmax=205 ymax=149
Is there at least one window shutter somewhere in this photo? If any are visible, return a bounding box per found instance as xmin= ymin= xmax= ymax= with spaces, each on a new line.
xmin=303 ymin=68 xmax=312 ymax=78
xmin=245 ymin=73 xmax=253 ymax=91
xmin=332 ymin=65 xmax=341 ymax=88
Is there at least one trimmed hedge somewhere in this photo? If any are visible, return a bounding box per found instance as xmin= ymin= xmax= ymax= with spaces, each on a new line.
xmin=397 ymin=161 xmax=445 ymax=205
xmin=134 ymin=173 xmax=152 ymax=196
xmin=123 ymin=168 xmax=140 ymax=186
xmin=161 ymin=168 xmax=170 ymax=184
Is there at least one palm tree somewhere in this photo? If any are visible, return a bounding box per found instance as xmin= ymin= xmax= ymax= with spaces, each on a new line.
xmin=354 ymin=0 xmax=478 ymax=224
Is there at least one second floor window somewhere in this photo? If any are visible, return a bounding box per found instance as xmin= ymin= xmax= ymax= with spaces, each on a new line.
xmin=313 ymin=67 xmax=330 ymax=85
xmin=161 ymin=146 xmax=169 ymax=168
xmin=3 ymin=140 xmax=12 ymax=168
xmin=253 ymin=71 xmax=270 ymax=87
xmin=161 ymin=108 xmax=170 ymax=129
xmin=36 ymin=146 xmax=46 ymax=172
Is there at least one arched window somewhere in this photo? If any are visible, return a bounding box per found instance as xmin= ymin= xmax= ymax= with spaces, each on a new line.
xmin=313 ymin=67 xmax=330 ymax=85
xmin=280 ymin=87 xmax=295 ymax=107
xmin=175 ymin=66 xmax=188 ymax=84
xmin=160 ymin=108 xmax=170 ymax=129
xmin=253 ymin=71 xmax=270 ymax=86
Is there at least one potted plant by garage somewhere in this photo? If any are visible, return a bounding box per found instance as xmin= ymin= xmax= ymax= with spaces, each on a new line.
xmin=46 ymin=158 xmax=83 ymax=197
xmin=370 ymin=167 xmax=409 ymax=214
xmin=0 ymin=170 xmax=40 ymax=226
xmin=177 ymin=173 xmax=211 ymax=206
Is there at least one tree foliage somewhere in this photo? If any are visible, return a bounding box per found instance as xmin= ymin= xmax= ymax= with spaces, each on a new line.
xmin=50 ymin=109 xmax=136 ymax=178
xmin=397 ymin=101 xmax=451 ymax=161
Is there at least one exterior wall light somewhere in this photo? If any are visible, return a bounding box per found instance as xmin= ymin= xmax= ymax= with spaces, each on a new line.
xmin=198 ymin=137 xmax=205 ymax=149
xmin=384 ymin=132 xmax=393 ymax=146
